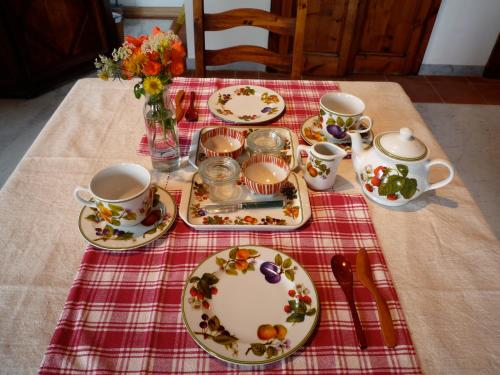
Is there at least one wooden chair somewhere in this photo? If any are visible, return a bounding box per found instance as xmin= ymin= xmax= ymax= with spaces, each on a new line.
xmin=193 ymin=0 xmax=308 ymax=79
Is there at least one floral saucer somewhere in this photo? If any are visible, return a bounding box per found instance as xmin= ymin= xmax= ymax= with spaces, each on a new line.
xmin=182 ymin=245 xmax=319 ymax=365
xmin=300 ymin=115 xmax=374 ymax=155
xmin=207 ymin=85 xmax=285 ymax=124
xmin=78 ymin=186 xmax=177 ymax=251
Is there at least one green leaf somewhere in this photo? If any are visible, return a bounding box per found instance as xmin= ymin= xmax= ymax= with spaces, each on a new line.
xmin=247 ymin=263 xmax=255 ymax=271
xmin=248 ymin=249 xmax=259 ymax=256
xmin=400 ymin=178 xmax=418 ymax=199
xmin=386 ymin=175 xmax=406 ymax=194
xmin=225 ymin=269 xmax=238 ymax=276
xmin=202 ymin=273 xmax=219 ymax=285
xmin=297 ymin=301 xmax=307 ymax=314
xmin=229 ymin=248 xmax=238 ymax=259
xmin=266 ymin=346 xmax=278 ymax=358
xmin=306 ymin=308 xmax=317 ymax=316
xmin=288 ymin=299 xmax=298 ymax=309
xmin=134 ymin=83 xmax=143 ymax=99
xmin=326 ymin=117 xmax=335 ymax=125
xmin=285 ymin=269 xmax=295 ymax=282
xmin=198 ymin=278 xmax=211 ymax=298
xmin=337 ymin=116 xmax=345 ymax=127
xmin=274 ymin=254 xmax=282 ymax=266
xmin=378 ymin=183 xmax=388 ymax=196
xmin=229 ymin=262 xmax=236 ymax=269
xmin=189 ymin=276 xmax=200 ymax=283
xmin=286 ymin=312 xmax=305 ymax=323
xmin=250 ymin=343 xmax=266 ymax=356
xmin=111 ymin=219 xmax=121 ymax=226
xmin=283 ymin=258 xmax=292 ymax=269
xmin=85 ymin=214 xmax=97 ymax=222
xmin=215 ymin=257 xmax=226 ymax=267
xmin=143 ymin=228 xmax=157 ymax=236
xmin=124 ymin=212 xmax=137 ymax=220
xmin=108 ymin=204 xmax=124 ymax=211
xmin=208 ymin=316 xmax=220 ymax=331
xmin=320 ymin=108 xmax=326 ymax=116
xmin=212 ymin=334 xmax=237 ymax=345
xmin=345 ymin=117 xmax=354 ymax=128
xmin=396 ymin=164 xmax=409 ymax=178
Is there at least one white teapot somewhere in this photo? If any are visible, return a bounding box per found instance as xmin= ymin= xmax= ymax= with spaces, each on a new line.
xmin=349 ymin=127 xmax=454 ymax=206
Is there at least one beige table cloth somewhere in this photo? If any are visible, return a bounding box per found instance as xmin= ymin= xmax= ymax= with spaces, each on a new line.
xmin=0 ymin=78 xmax=498 ymax=374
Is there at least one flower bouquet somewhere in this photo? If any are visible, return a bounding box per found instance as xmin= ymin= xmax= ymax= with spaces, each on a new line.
xmin=95 ymin=26 xmax=186 ymax=171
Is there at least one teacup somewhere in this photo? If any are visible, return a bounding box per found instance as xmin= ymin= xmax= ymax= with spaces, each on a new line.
xmin=319 ymin=92 xmax=373 ymax=142
xmin=296 ymin=142 xmax=347 ymax=190
xmin=74 ymin=163 xmax=153 ymax=227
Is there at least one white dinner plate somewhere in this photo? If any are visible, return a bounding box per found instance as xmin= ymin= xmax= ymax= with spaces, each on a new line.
xmin=208 ymin=85 xmax=285 ymax=124
xmin=182 ymin=245 xmax=319 ymax=365
xmin=78 ymin=186 xmax=176 ymax=251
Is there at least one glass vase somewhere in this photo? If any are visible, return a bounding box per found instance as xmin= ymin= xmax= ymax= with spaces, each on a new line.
xmin=143 ymin=87 xmax=181 ymax=172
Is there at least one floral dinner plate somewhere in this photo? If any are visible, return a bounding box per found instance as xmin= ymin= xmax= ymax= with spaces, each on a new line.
xmin=182 ymin=245 xmax=319 ymax=365
xmin=207 ymin=85 xmax=285 ymax=124
xmin=78 ymin=186 xmax=176 ymax=251
xmin=300 ymin=115 xmax=373 ymax=155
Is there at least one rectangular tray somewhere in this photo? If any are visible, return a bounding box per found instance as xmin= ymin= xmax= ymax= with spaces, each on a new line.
xmin=180 ymin=126 xmax=311 ymax=231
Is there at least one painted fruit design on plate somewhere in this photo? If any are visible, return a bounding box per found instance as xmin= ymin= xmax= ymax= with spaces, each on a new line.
xmin=246 ymin=324 xmax=290 ymax=359
xmin=361 ymin=164 xmax=418 ymax=201
xmin=259 ymin=253 xmax=295 ymax=284
xmin=195 ymin=314 xmax=239 ymax=355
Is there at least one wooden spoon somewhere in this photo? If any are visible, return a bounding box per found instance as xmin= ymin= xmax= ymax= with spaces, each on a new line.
xmin=175 ymin=89 xmax=185 ymax=122
xmin=331 ymin=255 xmax=367 ymax=349
xmin=185 ymin=91 xmax=199 ymax=122
xmin=356 ymin=248 xmax=397 ymax=348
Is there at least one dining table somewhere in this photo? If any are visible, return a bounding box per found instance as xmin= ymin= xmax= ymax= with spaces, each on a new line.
xmin=0 ymin=77 xmax=498 ymax=374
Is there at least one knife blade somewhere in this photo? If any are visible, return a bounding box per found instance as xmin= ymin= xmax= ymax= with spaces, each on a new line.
xmin=356 ymin=248 xmax=397 ymax=348
xmin=203 ymin=200 xmax=284 ymax=214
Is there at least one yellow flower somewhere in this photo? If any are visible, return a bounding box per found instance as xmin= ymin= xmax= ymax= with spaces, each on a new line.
xmin=143 ymin=76 xmax=163 ymax=95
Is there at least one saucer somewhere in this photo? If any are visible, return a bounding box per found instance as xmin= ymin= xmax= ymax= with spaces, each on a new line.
xmin=300 ymin=115 xmax=373 ymax=154
xmin=78 ymin=186 xmax=177 ymax=251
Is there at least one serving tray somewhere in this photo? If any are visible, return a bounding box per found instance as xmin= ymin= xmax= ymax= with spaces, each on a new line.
xmin=180 ymin=126 xmax=311 ymax=231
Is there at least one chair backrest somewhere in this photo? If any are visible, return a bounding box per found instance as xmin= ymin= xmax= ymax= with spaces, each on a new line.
xmin=193 ymin=0 xmax=308 ymax=79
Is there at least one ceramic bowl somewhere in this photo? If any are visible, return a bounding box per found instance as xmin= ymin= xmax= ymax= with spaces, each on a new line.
xmin=200 ymin=127 xmax=245 ymax=159
xmin=242 ymin=154 xmax=290 ymax=195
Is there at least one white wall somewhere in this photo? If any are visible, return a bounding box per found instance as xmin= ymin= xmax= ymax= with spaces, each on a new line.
xmin=423 ymin=0 xmax=500 ymax=66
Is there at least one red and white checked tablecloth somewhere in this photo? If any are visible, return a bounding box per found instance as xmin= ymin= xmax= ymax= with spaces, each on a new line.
xmin=40 ymin=191 xmax=420 ymax=374
xmin=41 ymin=78 xmax=420 ymax=374
xmin=136 ymin=77 xmax=341 ymax=157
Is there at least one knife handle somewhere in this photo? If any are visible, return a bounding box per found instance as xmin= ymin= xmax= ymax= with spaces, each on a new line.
xmin=243 ymin=200 xmax=283 ymax=209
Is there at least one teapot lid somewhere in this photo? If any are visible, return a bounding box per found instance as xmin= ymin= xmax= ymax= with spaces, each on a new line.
xmin=374 ymin=128 xmax=428 ymax=162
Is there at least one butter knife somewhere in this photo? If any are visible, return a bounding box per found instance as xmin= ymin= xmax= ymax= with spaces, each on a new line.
xmin=203 ymin=200 xmax=284 ymax=214
xmin=356 ymin=248 xmax=397 ymax=348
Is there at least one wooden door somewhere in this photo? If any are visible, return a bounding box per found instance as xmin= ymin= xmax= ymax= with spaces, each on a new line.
xmin=0 ymin=0 xmax=118 ymax=97
xmin=270 ymin=0 xmax=441 ymax=76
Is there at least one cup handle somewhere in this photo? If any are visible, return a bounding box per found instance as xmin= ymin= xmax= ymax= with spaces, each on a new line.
xmin=426 ymin=159 xmax=454 ymax=191
xmin=295 ymin=144 xmax=310 ymax=171
xmin=74 ymin=187 xmax=97 ymax=208
xmin=355 ymin=115 xmax=373 ymax=133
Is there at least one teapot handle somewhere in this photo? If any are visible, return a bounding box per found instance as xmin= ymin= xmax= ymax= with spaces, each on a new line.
xmin=426 ymin=159 xmax=454 ymax=191
xmin=295 ymin=144 xmax=310 ymax=172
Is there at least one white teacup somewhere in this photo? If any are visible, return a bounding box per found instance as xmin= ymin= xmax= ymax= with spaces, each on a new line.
xmin=296 ymin=142 xmax=347 ymax=190
xmin=319 ymin=92 xmax=373 ymax=142
xmin=74 ymin=163 xmax=153 ymax=227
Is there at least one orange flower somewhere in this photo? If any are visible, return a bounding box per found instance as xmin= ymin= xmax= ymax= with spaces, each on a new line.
xmin=151 ymin=26 xmax=162 ymax=35
xmin=123 ymin=52 xmax=146 ymax=78
xmin=147 ymin=51 xmax=160 ymax=62
xmin=142 ymin=60 xmax=162 ymax=76
xmin=170 ymin=60 xmax=184 ymax=76
xmin=171 ymin=41 xmax=186 ymax=59
xmin=125 ymin=34 xmax=147 ymax=49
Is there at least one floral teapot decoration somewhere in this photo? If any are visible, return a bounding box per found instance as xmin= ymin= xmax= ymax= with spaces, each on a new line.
xmin=349 ymin=127 xmax=454 ymax=206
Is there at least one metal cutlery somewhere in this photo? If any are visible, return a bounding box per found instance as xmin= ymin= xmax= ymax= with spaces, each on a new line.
xmin=203 ymin=200 xmax=284 ymax=214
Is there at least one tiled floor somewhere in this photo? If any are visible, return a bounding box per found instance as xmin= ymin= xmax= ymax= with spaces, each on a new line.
xmin=186 ymin=70 xmax=500 ymax=105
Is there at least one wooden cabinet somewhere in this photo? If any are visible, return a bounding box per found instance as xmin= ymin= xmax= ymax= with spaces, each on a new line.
xmin=271 ymin=0 xmax=441 ymax=76
xmin=0 ymin=0 xmax=119 ymax=97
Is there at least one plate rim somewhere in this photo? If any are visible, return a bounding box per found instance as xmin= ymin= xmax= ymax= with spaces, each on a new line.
xmin=77 ymin=186 xmax=177 ymax=251
xmin=181 ymin=244 xmax=320 ymax=366
xmin=207 ymin=84 xmax=286 ymax=125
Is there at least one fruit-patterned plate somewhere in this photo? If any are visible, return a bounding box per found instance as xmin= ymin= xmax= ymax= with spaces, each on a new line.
xmin=78 ymin=186 xmax=177 ymax=251
xmin=181 ymin=245 xmax=319 ymax=365
xmin=207 ymin=85 xmax=285 ymax=124
xmin=300 ymin=115 xmax=374 ymax=155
